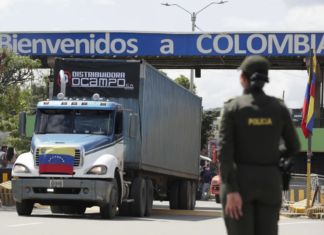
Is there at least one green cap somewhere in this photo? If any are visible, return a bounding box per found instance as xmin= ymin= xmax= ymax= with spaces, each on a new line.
xmin=239 ymin=56 xmax=270 ymax=75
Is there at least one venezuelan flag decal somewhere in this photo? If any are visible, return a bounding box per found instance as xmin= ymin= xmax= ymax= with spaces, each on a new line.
xmin=39 ymin=147 xmax=75 ymax=174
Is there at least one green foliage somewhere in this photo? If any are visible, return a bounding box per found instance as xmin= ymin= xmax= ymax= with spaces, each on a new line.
xmin=201 ymin=113 xmax=216 ymax=151
xmin=0 ymin=48 xmax=41 ymax=93
xmin=159 ymin=70 xmax=167 ymax=76
xmin=0 ymin=48 xmax=44 ymax=153
xmin=0 ymin=86 xmax=32 ymax=153
xmin=174 ymin=74 xmax=197 ymax=94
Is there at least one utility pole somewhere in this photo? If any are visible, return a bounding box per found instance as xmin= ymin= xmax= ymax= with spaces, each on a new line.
xmin=161 ymin=1 xmax=228 ymax=93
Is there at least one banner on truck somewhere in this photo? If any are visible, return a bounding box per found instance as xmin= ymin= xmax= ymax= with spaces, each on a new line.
xmin=53 ymin=59 xmax=140 ymax=99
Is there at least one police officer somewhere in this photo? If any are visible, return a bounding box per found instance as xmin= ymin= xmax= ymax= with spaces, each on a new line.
xmin=218 ymin=56 xmax=300 ymax=235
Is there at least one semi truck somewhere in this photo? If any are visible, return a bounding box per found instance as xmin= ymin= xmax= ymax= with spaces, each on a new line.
xmin=11 ymin=58 xmax=202 ymax=219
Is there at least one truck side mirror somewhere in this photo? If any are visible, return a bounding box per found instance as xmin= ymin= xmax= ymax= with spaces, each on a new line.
xmin=129 ymin=113 xmax=138 ymax=139
xmin=18 ymin=111 xmax=27 ymax=137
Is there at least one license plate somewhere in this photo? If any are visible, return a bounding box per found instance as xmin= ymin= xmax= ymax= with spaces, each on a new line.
xmin=50 ymin=180 xmax=63 ymax=188
xmin=213 ymin=187 xmax=217 ymax=190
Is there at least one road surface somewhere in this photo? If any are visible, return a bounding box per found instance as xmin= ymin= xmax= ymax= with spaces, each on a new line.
xmin=0 ymin=200 xmax=323 ymax=235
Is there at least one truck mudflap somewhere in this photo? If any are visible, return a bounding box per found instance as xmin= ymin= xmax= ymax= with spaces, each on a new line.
xmin=12 ymin=178 xmax=114 ymax=207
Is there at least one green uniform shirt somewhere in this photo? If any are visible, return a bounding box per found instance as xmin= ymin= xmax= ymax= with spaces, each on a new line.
xmin=218 ymin=89 xmax=301 ymax=193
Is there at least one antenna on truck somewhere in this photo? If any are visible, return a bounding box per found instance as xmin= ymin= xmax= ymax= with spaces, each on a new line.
xmin=57 ymin=70 xmax=66 ymax=100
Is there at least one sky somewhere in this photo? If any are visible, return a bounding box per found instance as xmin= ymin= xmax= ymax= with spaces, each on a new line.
xmin=0 ymin=0 xmax=323 ymax=109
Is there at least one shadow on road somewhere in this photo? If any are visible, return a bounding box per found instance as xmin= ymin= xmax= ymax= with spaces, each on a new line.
xmin=28 ymin=211 xmax=220 ymax=222
xmin=1 ymin=204 xmax=221 ymax=222
xmin=153 ymin=205 xmax=222 ymax=211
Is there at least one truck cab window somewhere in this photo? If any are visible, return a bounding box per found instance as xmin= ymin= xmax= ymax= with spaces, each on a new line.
xmin=35 ymin=109 xmax=114 ymax=135
xmin=115 ymin=112 xmax=123 ymax=135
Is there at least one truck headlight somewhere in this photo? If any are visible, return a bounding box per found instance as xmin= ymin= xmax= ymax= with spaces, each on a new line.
xmin=87 ymin=166 xmax=107 ymax=175
xmin=13 ymin=164 xmax=30 ymax=173
xmin=212 ymin=181 xmax=218 ymax=184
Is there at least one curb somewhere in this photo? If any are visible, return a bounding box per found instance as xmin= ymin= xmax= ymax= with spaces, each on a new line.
xmin=280 ymin=213 xmax=304 ymax=218
xmin=280 ymin=212 xmax=324 ymax=220
xmin=313 ymin=213 xmax=324 ymax=219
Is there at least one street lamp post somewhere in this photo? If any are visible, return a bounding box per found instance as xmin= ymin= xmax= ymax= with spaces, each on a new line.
xmin=161 ymin=1 xmax=228 ymax=93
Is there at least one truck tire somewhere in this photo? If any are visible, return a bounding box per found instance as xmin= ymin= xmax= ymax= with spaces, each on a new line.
xmin=131 ymin=178 xmax=147 ymax=217
xmin=179 ymin=181 xmax=191 ymax=210
xmin=169 ymin=181 xmax=179 ymax=210
xmin=190 ymin=182 xmax=196 ymax=210
xmin=62 ymin=206 xmax=77 ymax=214
xmin=215 ymin=194 xmax=221 ymax=204
xmin=118 ymin=203 xmax=131 ymax=216
xmin=76 ymin=206 xmax=87 ymax=215
xmin=50 ymin=206 xmax=63 ymax=214
xmin=145 ymin=179 xmax=153 ymax=217
xmin=16 ymin=200 xmax=34 ymax=216
xmin=100 ymin=179 xmax=118 ymax=219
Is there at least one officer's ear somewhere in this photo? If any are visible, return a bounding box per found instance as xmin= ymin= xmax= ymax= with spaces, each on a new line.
xmin=240 ymin=73 xmax=249 ymax=89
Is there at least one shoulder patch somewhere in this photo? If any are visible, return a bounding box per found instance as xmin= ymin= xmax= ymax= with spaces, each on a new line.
xmin=224 ymin=97 xmax=236 ymax=103
xmin=275 ymin=97 xmax=284 ymax=102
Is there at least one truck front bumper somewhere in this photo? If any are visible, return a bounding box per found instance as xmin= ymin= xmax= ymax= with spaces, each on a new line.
xmin=12 ymin=178 xmax=114 ymax=207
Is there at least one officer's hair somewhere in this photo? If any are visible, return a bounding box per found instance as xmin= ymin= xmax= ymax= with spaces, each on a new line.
xmin=243 ymin=72 xmax=268 ymax=81
xmin=243 ymin=72 xmax=269 ymax=90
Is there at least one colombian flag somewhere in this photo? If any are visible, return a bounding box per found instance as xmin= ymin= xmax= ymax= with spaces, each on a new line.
xmin=39 ymin=147 xmax=75 ymax=174
xmin=301 ymin=51 xmax=317 ymax=139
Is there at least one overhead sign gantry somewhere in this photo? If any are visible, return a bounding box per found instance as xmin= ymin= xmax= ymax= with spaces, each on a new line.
xmin=1 ymin=31 xmax=324 ymax=69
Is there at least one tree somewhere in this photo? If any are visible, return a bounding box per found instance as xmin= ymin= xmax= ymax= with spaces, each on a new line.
xmin=0 ymin=48 xmax=41 ymax=93
xmin=200 ymin=111 xmax=221 ymax=151
xmin=0 ymin=48 xmax=44 ymax=153
xmin=159 ymin=70 xmax=167 ymax=76
xmin=174 ymin=74 xmax=197 ymax=94
xmin=0 ymin=86 xmax=32 ymax=153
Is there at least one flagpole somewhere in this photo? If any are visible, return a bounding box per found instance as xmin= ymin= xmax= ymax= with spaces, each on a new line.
xmin=306 ymin=48 xmax=314 ymax=209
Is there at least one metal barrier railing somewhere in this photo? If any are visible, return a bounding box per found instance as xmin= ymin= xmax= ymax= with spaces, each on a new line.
xmin=282 ymin=173 xmax=324 ymax=218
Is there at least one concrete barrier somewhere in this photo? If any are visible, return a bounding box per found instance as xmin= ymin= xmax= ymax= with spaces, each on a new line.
xmin=0 ymin=169 xmax=15 ymax=207
xmin=0 ymin=168 xmax=13 ymax=183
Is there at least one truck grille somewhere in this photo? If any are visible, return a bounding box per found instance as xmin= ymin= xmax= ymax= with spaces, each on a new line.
xmin=35 ymin=148 xmax=81 ymax=167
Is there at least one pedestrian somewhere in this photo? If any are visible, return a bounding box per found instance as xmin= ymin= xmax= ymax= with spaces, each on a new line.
xmin=218 ymin=56 xmax=300 ymax=235
xmin=0 ymin=146 xmax=8 ymax=168
xmin=201 ymin=168 xmax=212 ymax=200
xmin=3 ymin=146 xmax=17 ymax=169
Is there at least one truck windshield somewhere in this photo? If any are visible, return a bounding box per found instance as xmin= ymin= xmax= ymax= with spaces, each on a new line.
xmin=34 ymin=109 xmax=114 ymax=135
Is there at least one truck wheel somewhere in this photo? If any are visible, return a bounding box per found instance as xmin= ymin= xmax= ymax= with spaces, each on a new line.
xmin=16 ymin=200 xmax=34 ymax=216
xmin=179 ymin=181 xmax=191 ymax=210
xmin=190 ymin=182 xmax=196 ymax=210
xmin=145 ymin=179 xmax=153 ymax=217
xmin=169 ymin=181 xmax=179 ymax=210
xmin=50 ymin=206 xmax=63 ymax=214
xmin=100 ymin=180 xmax=118 ymax=219
xmin=118 ymin=203 xmax=131 ymax=216
xmin=215 ymin=194 xmax=221 ymax=204
xmin=131 ymin=178 xmax=147 ymax=217
xmin=62 ymin=206 xmax=77 ymax=214
xmin=76 ymin=206 xmax=87 ymax=215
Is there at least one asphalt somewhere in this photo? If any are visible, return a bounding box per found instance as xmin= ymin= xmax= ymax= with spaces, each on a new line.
xmin=1 ymin=200 xmax=324 ymax=235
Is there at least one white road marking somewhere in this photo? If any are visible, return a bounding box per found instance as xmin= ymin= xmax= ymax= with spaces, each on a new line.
xmin=8 ymin=222 xmax=43 ymax=227
xmin=279 ymin=222 xmax=323 ymax=226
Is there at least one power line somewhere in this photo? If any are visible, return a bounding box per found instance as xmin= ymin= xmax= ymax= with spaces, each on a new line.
xmin=208 ymin=71 xmax=238 ymax=78
xmin=277 ymin=71 xmax=307 ymax=78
